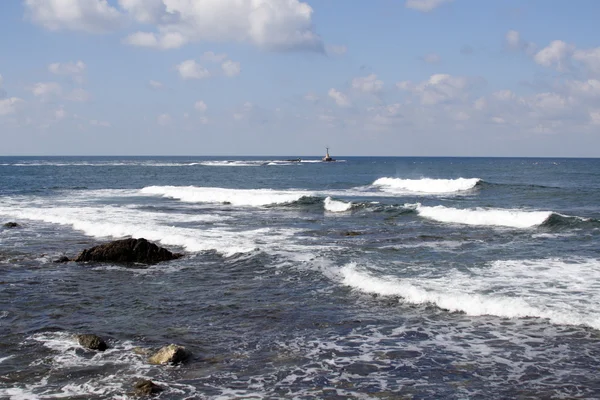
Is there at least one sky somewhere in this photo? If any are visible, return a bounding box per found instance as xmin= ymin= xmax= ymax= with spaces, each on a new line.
xmin=1 ymin=0 xmax=600 ymax=157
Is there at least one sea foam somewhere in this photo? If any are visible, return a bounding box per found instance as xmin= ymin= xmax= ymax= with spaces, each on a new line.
xmin=324 ymin=197 xmax=352 ymax=213
xmin=140 ymin=186 xmax=313 ymax=207
xmin=339 ymin=258 xmax=600 ymax=329
xmin=373 ymin=177 xmax=480 ymax=194
xmin=415 ymin=204 xmax=552 ymax=228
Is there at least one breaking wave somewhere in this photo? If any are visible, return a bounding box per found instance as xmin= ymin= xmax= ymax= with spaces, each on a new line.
xmin=339 ymin=259 xmax=600 ymax=329
xmin=372 ymin=177 xmax=481 ymax=194
xmin=415 ymin=204 xmax=552 ymax=228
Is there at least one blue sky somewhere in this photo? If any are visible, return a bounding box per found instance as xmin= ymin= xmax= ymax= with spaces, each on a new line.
xmin=1 ymin=0 xmax=600 ymax=156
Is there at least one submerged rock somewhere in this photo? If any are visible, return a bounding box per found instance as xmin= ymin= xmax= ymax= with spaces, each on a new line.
xmin=75 ymin=334 xmax=108 ymax=351
xmin=3 ymin=222 xmax=19 ymax=228
xmin=342 ymin=231 xmax=362 ymax=237
xmin=54 ymin=256 xmax=71 ymax=263
xmin=75 ymin=238 xmax=182 ymax=265
xmin=148 ymin=344 xmax=190 ymax=365
xmin=133 ymin=379 xmax=162 ymax=396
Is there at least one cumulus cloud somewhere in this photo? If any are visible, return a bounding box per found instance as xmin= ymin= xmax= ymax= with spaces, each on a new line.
xmin=148 ymin=80 xmax=164 ymax=89
xmin=421 ymin=53 xmax=441 ymax=64
xmin=405 ymin=0 xmax=453 ymax=12
xmin=123 ymin=31 xmax=186 ymax=49
xmin=352 ymin=74 xmax=383 ymax=93
xmin=120 ymin=0 xmax=323 ymax=52
xmin=221 ymin=60 xmax=241 ymax=77
xmin=328 ymin=88 xmax=351 ymax=107
xmin=49 ymin=61 xmax=86 ymax=84
xmin=194 ymin=101 xmax=207 ymax=112
xmin=0 ymin=97 xmax=24 ymax=116
xmin=327 ymin=45 xmax=347 ymax=56
xmin=175 ymin=60 xmax=210 ymax=80
xmin=505 ymin=30 xmax=537 ymax=55
xmin=24 ymin=0 xmax=122 ymax=33
xmin=534 ymin=40 xmax=575 ymax=72
xmin=397 ymin=74 xmax=479 ymax=105
xmin=31 ymin=82 xmax=62 ymax=98
xmin=573 ymin=47 xmax=600 ymax=77
xmin=157 ymin=113 xmax=171 ymax=126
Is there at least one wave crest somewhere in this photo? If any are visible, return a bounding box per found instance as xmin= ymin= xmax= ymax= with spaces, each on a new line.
xmin=373 ymin=177 xmax=480 ymax=194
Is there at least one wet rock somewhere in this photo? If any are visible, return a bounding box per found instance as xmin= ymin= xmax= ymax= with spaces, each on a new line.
xmin=3 ymin=222 xmax=19 ymax=228
xmin=342 ymin=231 xmax=362 ymax=236
xmin=148 ymin=344 xmax=190 ymax=365
xmin=75 ymin=238 xmax=182 ymax=265
xmin=54 ymin=256 xmax=71 ymax=263
xmin=75 ymin=334 xmax=108 ymax=351
xmin=133 ymin=379 xmax=162 ymax=396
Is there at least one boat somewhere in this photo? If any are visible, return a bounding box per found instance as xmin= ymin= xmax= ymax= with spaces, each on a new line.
xmin=322 ymin=147 xmax=335 ymax=162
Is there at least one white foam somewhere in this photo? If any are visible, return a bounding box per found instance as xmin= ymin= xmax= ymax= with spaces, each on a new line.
xmin=140 ymin=185 xmax=314 ymax=207
xmin=416 ymin=204 xmax=551 ymax=228
xmin=338 ymin=258 xmax=600 ymax=329
xmin=324 ymin=197 xmax=352 ymax=213
xmin=373 ymin=177 xmax=480 ymax=194
xmin=0 ymin=202 xmax=299 ymax=256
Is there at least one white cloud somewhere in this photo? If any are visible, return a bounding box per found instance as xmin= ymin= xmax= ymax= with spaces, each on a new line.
xmin=327 ymin=45 xmax=347 ymax=56
xmin=221 ymin=60 xmax=241 ymax=77
xmin=304 ymin=92 xmax=319 ymax=102
xmin=148 ymin=80 xmax=164 ymax=89
xmin=505 ymin=30 xmax=537 ymax=55
xmin=422 ymin=53 xmax=441 ymax=64
xmin=123 ymin=31 xmax=186 ymax=49
xmin=203 ymin=51 xmax=228 ymax=63
xmin=573 ymin=47 xmax=600 ymax=77
xmin=117 ymin=0 xmax=166 ymax=24
xmin=48 ymin=61 xmax=86 ymax=76
xmin=0 ymin=74 xmax=3 ymax=87
xmin=157 ymin=113 xmax=171 ymax=126
xmin=534 ymin=40 xmax=574 ymax=72
xmin=405 ymin=0 xmax=453 ymax=12
xmin=505 ymin=30 xmax=520 ymax=49
xmin=119 ymin=0 xmax=323 ymax=52
xmin=55 ymin=107 xmax=67 ymax=120
xmin=194 ymin=101 xmax=207 ymax=112
xmin=565 ymin=79 xmax=600 ymax=98
xmin=24 ymin=0 xmax=122 ymax=33
xmin=352 ymin=74 xmax=383 ymax=93
xmin=31 ymin=82 xmax=62 ymax=98
xmin=0 ymin=97 xmax=24 ymax=116
xmin=590 ymin=110 xmax=600 ymax=125
xmin=49 ymin=61 xmax=87 ymax=84
xmin=199 ymin=116 xmax=209 ymax=125
xmin=175 ymin=60 xmax=210 ymax=80
xmin=328 ymin=88 xmax=351 ymax=107
xmin=398 ymin=74 xmax=476 ymax=105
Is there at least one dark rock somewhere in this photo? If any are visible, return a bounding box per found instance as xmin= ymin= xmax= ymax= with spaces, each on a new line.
xmin=148 ymin=344 xmax=190 ymax=365
xmin=3 ymin=222 xmax=19 ymax=228
xmin=133 ymin=379 xmax=162 ymax=396
xmin=75 ymin=334 xmax=108 ymax=351
xmin=343 ymin=231 xmax=362 ymax=236
xmin=54 ymin=256 xmax=71 ymax=263
xmin=74 ymin=238 xmax=182 ymax=265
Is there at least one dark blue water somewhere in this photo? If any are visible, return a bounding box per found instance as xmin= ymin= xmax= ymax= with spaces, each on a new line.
xmin=1 ymin=156 xmax=599 ymax=399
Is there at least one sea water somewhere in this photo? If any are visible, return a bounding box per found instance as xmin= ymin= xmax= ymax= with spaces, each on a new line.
xmin=0 ymin=156 xmax=599 ymax=399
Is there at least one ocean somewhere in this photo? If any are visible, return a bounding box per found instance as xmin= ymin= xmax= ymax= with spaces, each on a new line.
xmin=0 ymin=156 xmax=599 ymax=399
